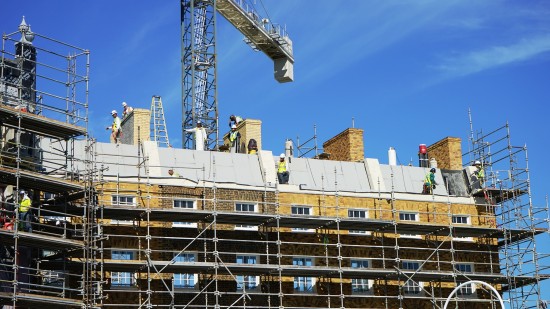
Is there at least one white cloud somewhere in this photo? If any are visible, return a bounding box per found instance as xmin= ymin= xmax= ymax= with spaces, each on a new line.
xmin=435 ymin=35 xmax=550 ymax=78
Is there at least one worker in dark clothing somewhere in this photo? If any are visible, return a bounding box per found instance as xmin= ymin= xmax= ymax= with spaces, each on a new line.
xmin=423 ymin=168 xmax=437 ymax=194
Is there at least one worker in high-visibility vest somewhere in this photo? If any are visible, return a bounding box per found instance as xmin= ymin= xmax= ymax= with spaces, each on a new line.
xmin=473 ymin=160 xmax=485 ymax=187
xmin=106 ymin=110 xmax=122 ymax=144
xmin=18 ymin=190 xmax=32 ymax=232
xmin=423 ymin=168 xmax=437 ymax=194
xmin=122 ymin=102 xmax=134 ymax=119
xmin=229 ymin=124 xmax=241 ymax=153
xmin=277 ymin=153 xmax=290 ymax=184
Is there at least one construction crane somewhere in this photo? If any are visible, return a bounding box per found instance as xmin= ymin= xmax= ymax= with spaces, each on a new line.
xmin=182 ymin=0 xmax=294 ymax=150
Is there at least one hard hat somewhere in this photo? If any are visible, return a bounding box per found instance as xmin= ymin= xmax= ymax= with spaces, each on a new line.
xmin=280 ymin=153 xmax=285 ymax=158
xmin=231 ymin=124 xmax=237 ymax=129
xmin=111 ymin=110 xmax=117 ymax=115
xmin=474 ymin=160 xmax=481 ymax=165
xmin=197 ymin=120 xmax=202 ymax=124
xmin=430 ymin=168 xmax=436 ymax=173
xmin=19 ymin=190 xmax=25 ymax=195
xmin=122 ymin=102 xmax=127 ymax=107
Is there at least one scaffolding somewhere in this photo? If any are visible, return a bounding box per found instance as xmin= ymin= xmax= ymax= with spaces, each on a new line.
xmin=1 ymin=19 xmax=549 ymax=309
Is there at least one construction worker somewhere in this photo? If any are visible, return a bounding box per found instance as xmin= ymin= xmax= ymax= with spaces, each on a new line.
xmin=185 ymin=120 xmax=207 ymax=151
xmin=248 ymin=139 xmax=258 ymax=154
xmin=277 ymin=153 xmax=289 ymax=184
xmin=122 ymin=102 xmax=133 ymax=118
xmin=106 ymin=110 xmax=122 ymax=144
xmin=473 ymin=160 xmax=485 ymax=187
xmin=423 ymin=168 xmax=437 ymax=194
xmin=18 ymin=190 xmax=32 ymax=232
xmin=229 ymin=124 xmax=241 ymax=153
xmin=228 ymin=115 xmax=243 ymax=128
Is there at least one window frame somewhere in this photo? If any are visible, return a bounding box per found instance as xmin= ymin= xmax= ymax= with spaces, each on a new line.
xmin=111 ymin=195 xmax=137 ymax=225
xmin=401 ymin=260 xmax=423 ymax=295
xmin=173 ymin=252 xmax=198 ymax=289
xmin=173 ymin=199 xmax=197 ymax=228
xmin=350 ymin=259 xmax=373 ymax=294
xmin=111 ymin=250 xmax=136 ymax=287
xmin=348 ymin=209 xmax=370 ymax=235
xmin=291 ymin=205 xmax=315 ymax=233
xmin=234 ymin=202 xmax=259 ymax=231
xmin=235 ymin=254 xmax=260 ymax=290
xmin=452 ymin=214 xmax=474 ymax=242
xmin=455 ymin=263 xmax=476 ymax=296
xmin=398 ymin=211 xmax=421 ymax=239
xmin=292 ymin=256 xmax=316 ymax=293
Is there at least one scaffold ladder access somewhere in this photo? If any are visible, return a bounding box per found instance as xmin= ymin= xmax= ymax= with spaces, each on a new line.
xmin=150 ymin=95 xmax=170 ymax=147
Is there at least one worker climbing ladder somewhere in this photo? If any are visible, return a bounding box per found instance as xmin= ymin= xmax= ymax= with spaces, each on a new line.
xmin=150 ymin=95 xmax=170 ymax=147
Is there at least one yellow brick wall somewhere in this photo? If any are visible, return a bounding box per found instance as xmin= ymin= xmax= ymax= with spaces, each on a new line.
xmin=427 ymin=137 xmax=462 ymax=170
xmin=120 ymin=108 xmax=151 ymax=145
xmin=322 ymin=128 xmax=364 ymax=162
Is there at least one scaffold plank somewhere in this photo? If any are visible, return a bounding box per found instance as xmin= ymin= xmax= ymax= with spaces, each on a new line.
xmin=0 ymin=229 xmax=84 ymax=250
xmin=0 ymin=166 xmax=84 ymax=193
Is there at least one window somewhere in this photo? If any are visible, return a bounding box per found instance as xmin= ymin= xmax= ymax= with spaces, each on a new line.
xmin=173 ymin=253 xmax=197 ymax=289
xmin=111 ymin=251 xmax=134 ymax=287
xmin=455 ymin=263 xmax=475 ymax=295
xmin=41 ymin=270 xmax=65 ymax=287
xmin=399 ymin=212 xmax=420 ymax=238
xmin=348 ymin=209 xmax=369 ymax=234
xmin=452 ymin=215 xmax=473 ymax=242
xmin=291 ymin=206 xmax=314 ymax=233
xmin=236 ymin=255 xmax=259 ymax=290
xmin=351 ymin=259 xmax=372 ymax=293
xmin=293 ymin=257 xmax=315 ymax=292
xmin=173 ymin=199 xmax=197 ymax=228
xmin=111 ymin=195 xmax=136 ymax=225
xmin=401 ymin=261 xmax=422 ymax=294
xmin=235 ymin=203 xmax=258 ymax=230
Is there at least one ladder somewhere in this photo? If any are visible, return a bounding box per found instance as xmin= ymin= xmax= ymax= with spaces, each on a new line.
xmin=150 ymin=95 xmax=170 ymax=147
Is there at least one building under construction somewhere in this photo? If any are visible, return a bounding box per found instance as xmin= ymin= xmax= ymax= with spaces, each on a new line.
xmin=1 ymin=13 xmax=549 ymax=309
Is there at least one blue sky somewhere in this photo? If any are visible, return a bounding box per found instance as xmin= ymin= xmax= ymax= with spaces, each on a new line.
xmin=2 ymin=0 xmax=550 ymax=302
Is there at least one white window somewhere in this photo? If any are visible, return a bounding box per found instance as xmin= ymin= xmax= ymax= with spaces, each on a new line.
xmin=41 ymin=270 xmax=65 ymax=287
xmin=173 ymin=253 xmax=198 ymax=289
xmin=293 ymin=257 xmax=315 ymax=293
xmin=348 ymin=209 xmax=369 ymax=235
xmin=455 ymin=263 xmax=476 ymax=296
xmin=399 ymin=212 xmax=421 ymax=239
xmin=173 ymin=199 xmax=197 ymax=228
xmin=452 ymin=215 xmax=473 ymax=242
xmin=111 ymin=195 xmax=136 ymax=225
xmin=235 ymin=203 xmax=258 ymax=230
xmin=401 ymin=261 xmax=422 ymax=294
xmin=291 ymin=205 xmax=314 ymax=233
xmin=111 ymin=251 xmax=135 ymax=287
xmin=350 ymin=259 xmax=372 ymax=294
xmin=236 ymin=255 xmax=259 ymax=290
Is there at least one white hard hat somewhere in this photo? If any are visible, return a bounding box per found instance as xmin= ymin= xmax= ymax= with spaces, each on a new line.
xmin=111 ymin=110 xmax=117 ymax=115
xmin=197 ymin=120 xmax=202 ymax=124
xmin=474 ymin=160 xmax=481 ymax=165
xmin=19 ymin=190 xmax=25 ymax=195
xmin=122 ymin=102 xmax=127 ymax=107
xmin=231 ymin=124 xmax=237 ymax=129
xmin=280 ymin=153 xmax=285 ymax=158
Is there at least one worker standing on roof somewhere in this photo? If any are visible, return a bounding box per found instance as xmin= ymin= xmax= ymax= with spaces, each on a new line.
xmin=277 ymin=153 xmax=290 ymax=184
xmin=229 ymin=124 xmax=241 ymax=153
xmin=18 ymin=190 xmax=32 ymax=232
xmin=228 ymin=115 xmax=243 ymax=128
xmin=248 ymin=139 xmax=258 ymax=154
xmin=473 ymin=160 xmax=485 ymax=188
xmin=106 ymin=110 xmax=122 ymax=144
xmin=122 ymin=102 xmax=133 ymax=119
xmin=168 ymin=169 xmax=181 ymax=178
xmin=423 ymin=168 xmax=438 ymax=194
xmin=185 ymin=120 xmax=207 ymax=151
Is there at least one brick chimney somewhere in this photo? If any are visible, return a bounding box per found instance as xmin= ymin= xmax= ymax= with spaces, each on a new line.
xmin=222 ymin=119 xmax=262 ymax=153
xmin=322 ymin=128 xmax=364 ymax=162
xmin=120 ymin=108 xmax=151 ymax=145
xmin=427 ymin=137 xmax=462 ymax=170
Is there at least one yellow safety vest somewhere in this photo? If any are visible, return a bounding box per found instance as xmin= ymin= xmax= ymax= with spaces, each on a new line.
xmin=230 ymin=131 xmax=238 ymax=142
xmin=424 ymin=173 xmax=432 ymax=185
xmin=19 ymin=196 xmax=31 ymax=212
xmin=278 ymin=161 xmax=287 ymax=173
xmin=112 ymin=117 xmax=121 ymax=130
xmin=478 ymin=168 xmax=485 ymax=179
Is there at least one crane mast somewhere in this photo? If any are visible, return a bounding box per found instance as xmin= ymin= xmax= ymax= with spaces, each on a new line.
xmin=181 ymin=0 xmax=294 ymax=150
